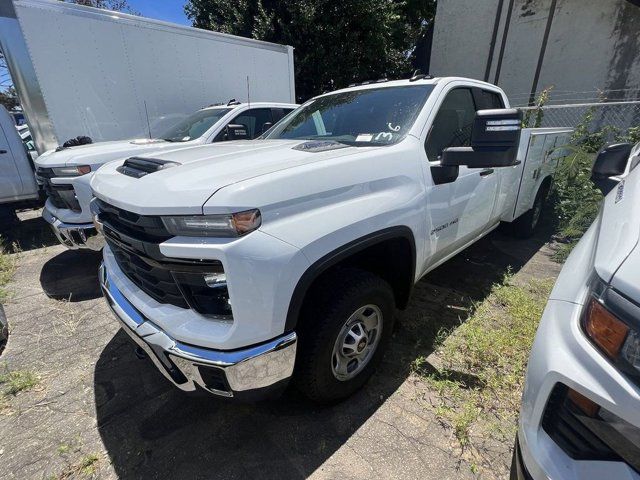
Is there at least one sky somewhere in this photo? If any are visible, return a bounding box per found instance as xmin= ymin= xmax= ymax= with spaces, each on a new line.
xmin=126 ymin=0 xmax=190 ymax=26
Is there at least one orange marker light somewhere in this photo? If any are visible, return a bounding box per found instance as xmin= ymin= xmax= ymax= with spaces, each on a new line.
xmin=585 ymin=299 xmax=629 ymax=359
xmin=567 ymin=388 xmax=600 ymax=418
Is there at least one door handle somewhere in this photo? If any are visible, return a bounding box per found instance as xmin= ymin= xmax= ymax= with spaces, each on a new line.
xmin=479 ymin=169 xmax=494 ymax=177
xmin=0 ymin=150 xmax=7 ymax=154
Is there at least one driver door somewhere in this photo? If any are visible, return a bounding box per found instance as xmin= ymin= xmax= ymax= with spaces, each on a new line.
xmin=421 ymin=87 xmax=499 ymax=271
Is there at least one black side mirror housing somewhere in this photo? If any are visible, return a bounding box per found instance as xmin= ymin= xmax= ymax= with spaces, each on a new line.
xmin=441 ymin=109 xmax=522 ymax=169
xmin=591 ymin=143 xmax=632 ymax=195
xmin=226 ymin=124 xmax=249 ymax=141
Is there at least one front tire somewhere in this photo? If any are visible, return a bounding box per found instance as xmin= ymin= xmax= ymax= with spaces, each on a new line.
xmin=295 ymin=268 xmax=396 ymax=403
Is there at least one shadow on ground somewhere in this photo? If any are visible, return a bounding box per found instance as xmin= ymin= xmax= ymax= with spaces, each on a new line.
xmin=0 ymin=209 xmax=59 ymax=252
xmin=39 ymin=249 xmax=103 ymax=301
xmin=94 ymin=220 xmax=555 ymax=479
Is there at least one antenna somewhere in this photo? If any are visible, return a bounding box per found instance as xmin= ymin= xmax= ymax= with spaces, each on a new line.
xmin=246 ymin=76 xmax=250 ymax=108
xmin=144 ymin=100 xmax=152 ymax=139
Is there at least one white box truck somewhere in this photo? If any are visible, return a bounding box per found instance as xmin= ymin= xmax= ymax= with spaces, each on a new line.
xmin=0 ymin=0 xmax=296 ymax=224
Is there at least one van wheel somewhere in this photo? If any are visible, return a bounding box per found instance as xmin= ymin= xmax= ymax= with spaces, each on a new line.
xmin=512 ymin=187 xmax=546 ymax=238
xmin=295 ymin=268 xmax=395 ymax=403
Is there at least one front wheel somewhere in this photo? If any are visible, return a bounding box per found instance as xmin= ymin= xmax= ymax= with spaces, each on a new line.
xmin=295 ymin=268 xmax=396 ymax=403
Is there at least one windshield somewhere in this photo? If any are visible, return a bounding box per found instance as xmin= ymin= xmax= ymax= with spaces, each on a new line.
xmin=159 ymin=108 xmax=232 ymax=142
xmin=264 ymin=85 xmax=434 ymax=146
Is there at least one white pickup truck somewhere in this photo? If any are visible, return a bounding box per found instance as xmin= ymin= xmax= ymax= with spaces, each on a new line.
xmin=92 ymin=76 xmax=571 ymax=402
xmin=513 ymin=142 xmax=640 ymax=480
xmin=35 ymin=102 xmax=296 ymax=249
xmin=0 ymin=105 xmax=41 ymax=223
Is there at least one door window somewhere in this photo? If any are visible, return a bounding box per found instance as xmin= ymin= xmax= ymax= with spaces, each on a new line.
xmin=228 ymin=108 xmax=273 ymax=139
xmin=478 ymin=90 xmax=504 ymax=109
xmin=271 ymin=108 xmax=295 ymax=123
xmin=425 ymin=88 xmax=477 ymax=161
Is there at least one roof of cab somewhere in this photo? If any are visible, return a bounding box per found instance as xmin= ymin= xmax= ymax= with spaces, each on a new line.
xmin=316 ymin=76 xmax=504 ymax=99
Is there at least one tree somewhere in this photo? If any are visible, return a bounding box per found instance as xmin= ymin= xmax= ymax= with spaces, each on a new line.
xmin=58 ymin=0 xmax=139 ymax=14
xmin=184 ymin=0 xmax=437 ymax=101
xmin=0 ymin=87 xmax=19 ymax=111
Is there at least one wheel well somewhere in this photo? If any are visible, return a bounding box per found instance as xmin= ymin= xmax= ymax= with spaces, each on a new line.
xmin=285 ymin=228 xmax=416 ymax=332
xmin=540 ymin=175 xmax=553 ymax=197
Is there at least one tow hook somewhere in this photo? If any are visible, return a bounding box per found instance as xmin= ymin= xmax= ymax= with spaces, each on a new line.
xmin=134 ymin=346 xmax=148 ymax=360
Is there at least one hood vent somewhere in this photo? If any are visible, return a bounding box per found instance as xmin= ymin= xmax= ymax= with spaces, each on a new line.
xmin=293 ymin=140 xmax=350 ymax=153
xmin=117 ymin=157 xmax=180 ymax=178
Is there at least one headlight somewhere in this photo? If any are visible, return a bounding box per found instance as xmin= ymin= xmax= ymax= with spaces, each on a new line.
xmin=89 ymin=198 xmax=104 ymax=235
xmin=161 ymin=209 xmax=261 ymax=237
xmin=52 ymin=165 xmax=91 ymax=176
xmin=582 ymin=275 xmax=640 ymax=382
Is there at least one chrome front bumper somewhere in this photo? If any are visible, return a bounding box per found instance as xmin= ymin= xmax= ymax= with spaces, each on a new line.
xmin=43 ymin=207 xmax=104 ymax=250
xmin=99 ymin=263 xmax=297 ymax=399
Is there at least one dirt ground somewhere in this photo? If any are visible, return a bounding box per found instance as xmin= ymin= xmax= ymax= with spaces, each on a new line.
xmin=0 ymin=211 xmax=561 ymax=479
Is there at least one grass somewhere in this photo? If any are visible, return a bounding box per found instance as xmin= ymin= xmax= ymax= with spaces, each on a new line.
xmin=53 ymin=453 xmax=101 ymax=479
xmin=413 ymin=273 xmax=554 ymax=453
xmin=0 ymin=369 xmax=39 ymax=395
xmin=0 ymin=238 xmax=15 ymax=302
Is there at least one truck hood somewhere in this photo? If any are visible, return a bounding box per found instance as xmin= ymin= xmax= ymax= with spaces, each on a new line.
xmin=35 ymin=138 xmax=196 ymax=169
xmin=596 ymin=166 xmax=640 ymax=298
xmin=91 ymin=140 xmax=376 ymax=215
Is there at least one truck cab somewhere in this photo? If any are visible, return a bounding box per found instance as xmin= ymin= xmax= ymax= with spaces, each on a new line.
xmin=91 ymin=76 xmax=570 ymax=402
xmin=0 ymin=105 xmax=40 ymax=222
xmin=35 ymin=101 xmax=296 ymax=249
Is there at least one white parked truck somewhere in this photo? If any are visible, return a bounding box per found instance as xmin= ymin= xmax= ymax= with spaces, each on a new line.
xmin=36 ymin=101 xmax=296 ymax=249
xmin=513 ymin=142 xmax=640 ymax=480
xmin=0 ymin=0 xmax=295 ymax=226
xmin=91 ymin=76 xmax=571 ymax=402
xmin=0 ymin=105 xmax=40 ymax=223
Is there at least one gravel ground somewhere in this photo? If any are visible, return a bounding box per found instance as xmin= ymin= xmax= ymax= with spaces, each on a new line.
xmin=0 ymin=213 xmax=561 ymax=479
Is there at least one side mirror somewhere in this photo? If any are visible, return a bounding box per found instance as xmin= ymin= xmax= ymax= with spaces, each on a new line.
xmin=261 ymin=122 xmax=273 ymax=135
xmin=441 ymin=109 xmax=522 ymax=169
xmin=225 ymin=124 xmax=249 ymax=141
xmin=591 ymin=143 xmax=632 ymax=195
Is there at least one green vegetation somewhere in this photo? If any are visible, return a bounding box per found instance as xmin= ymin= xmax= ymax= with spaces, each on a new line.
xmin=78 ymin=454 xmax=100 ymax=476
xmin=185 ymin=0 xmax=436 ymax=101
xmin=0 ymin=368 xmax=39 ymax=395
xmin=413 ymin=274 xmax=554 ymax=451
xmin=0 ymin=239 xmax=15 ymax=302
xmin=550 ymin=109 xmax=640 ymax=262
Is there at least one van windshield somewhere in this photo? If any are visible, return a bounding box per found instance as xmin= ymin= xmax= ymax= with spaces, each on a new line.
xmin=160 ymin=108 xmax=232 ymax=142
xmin=264 ymin=85 xmax=434 ymax=146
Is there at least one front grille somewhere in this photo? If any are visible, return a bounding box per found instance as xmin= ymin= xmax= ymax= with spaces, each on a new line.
xmin=97 ymin=199 xmax=171 ymax=243
xmin=36 ymin=167 xmax=80 ymax=211
xmin=108 ymin=240 xmax=189 ymax=308
xmin=98 ymin=200 xmax=224 ymax=312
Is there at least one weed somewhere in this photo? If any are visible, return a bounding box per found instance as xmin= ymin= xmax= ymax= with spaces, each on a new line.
xmin=415 ymin=276 xmax=554 ymax=458
xmin=0 ymin=369 xmax=39 ymax=395
xmin=79 ymin=454 xmax=99 ymax=476
xmin=57 ymin=444 xmax=71 ymax=455
xmin=0 ymin=239 xmax=15 ymax=302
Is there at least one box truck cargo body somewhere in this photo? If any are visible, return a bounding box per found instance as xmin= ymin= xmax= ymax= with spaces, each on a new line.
xmin=0 ymin=0 xmax=296 ymax=154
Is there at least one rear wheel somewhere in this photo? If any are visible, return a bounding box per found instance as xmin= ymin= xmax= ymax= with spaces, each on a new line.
xmin=295 ymin=268 xmax=395 ymax=403
xmin=511 ymin=186 xmax=546 ymax=238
